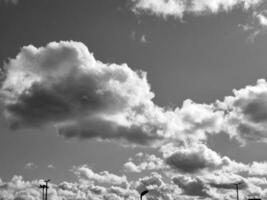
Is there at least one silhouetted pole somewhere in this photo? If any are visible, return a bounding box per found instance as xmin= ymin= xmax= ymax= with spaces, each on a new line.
xmin=39 ymin=184 xmax=45 ymax=200
xmin=44 ymin=179 xmax=50 ymax=200
xmin=233 ymin=182 xmax=242 ymax=200
xmin=140 ymin=190 xmax=149 ymax=200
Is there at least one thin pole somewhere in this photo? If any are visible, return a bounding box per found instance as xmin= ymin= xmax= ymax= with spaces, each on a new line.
xmin=39 ymin=185 xmax=45 ymax=200
xmin=44 ymin=179 xmax=50 ymax=200
xmin=42 ymin=186 xmax=45 ymax=200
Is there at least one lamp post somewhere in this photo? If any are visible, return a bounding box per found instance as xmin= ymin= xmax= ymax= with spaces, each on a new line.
xmin=44 ymin=179 xmax=50 ymax=200
xmin=233 ymin=182 xmax=242 ymax=200
xmin=140 ymin=190 xmax=149 ymax=200
xmin=39 ymin=184 xmax=45 ymax=200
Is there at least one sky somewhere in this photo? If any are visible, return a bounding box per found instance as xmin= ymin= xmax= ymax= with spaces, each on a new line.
xmin=2 ymin=0 xmax=267 ymax=200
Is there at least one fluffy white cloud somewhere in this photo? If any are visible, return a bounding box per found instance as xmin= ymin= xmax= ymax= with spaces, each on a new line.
xmin=131 ymin=0 xmax=267 ymax=39
xmin=124 ymin=153 xmax=165 ymax=173
xmin=135 ymin=172 xmax=180 ymax=200
xmin=249 ymin=161 xmax=267 ymax=176
xmin=0 ymin=169 xmax=137 ymax=200
xmin=219 ymin=79 xmax=267 ymax=144
xmin=72 ymin=165 xmax=128 ymax=187
xmin=1 ymin=166 xmax=267 ymax=200
xmin=0 ymin=41 xmax=171 ymax=146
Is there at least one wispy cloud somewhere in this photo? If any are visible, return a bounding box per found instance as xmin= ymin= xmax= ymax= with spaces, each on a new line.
xmin=47 ymin=164 xmax=54 ymax=169
xmin=131 ymin=0 xmax=263 ymax=18
xmin=0 ymin=0 xmax=18 ymax=5
xmin=25 ymin=162 xmax=37 ymax=170
xmin=130 ymin=0 xmax=267 ymax=40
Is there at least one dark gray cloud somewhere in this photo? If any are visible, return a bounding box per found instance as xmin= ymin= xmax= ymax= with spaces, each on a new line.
xmin=209 ymin=181 xmax=247 ymax=190
xmin=209 ymin=179 xmax=248 ymax=190
xmin=220 ymin=79 xmax=267 ymax=144
xmin=165 ymin=144 xmax=227 ymax=173
xmin=172 ymin=176 xmax=211 ymax=198
xmin=234 ymin=93 xmax=267 ymax=123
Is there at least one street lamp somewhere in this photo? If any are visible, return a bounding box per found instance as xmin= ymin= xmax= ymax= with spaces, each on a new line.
xmin=39 ymin=184 xmax=45 ymax=200
xmin=44 ymin=179 xmax=50 ymax=200
xmin=140 ymin=190 xmax=149 ymax=200
xmin=233 ymin=182 xmax=242 ymax=200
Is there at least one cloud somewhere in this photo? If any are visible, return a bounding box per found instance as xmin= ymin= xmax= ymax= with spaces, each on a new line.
xmin=135 ymin=172 xmax=180 ymax=200
xmin=24 ymin=162 xmax=37 ymax=170
xmin=0 ymin=41 xmax=224 ymax=147
xmin=0 ymin=169 xmax=137 ymax=200
xmin=249 ymin=162 xmax=267 ymax=176
xmin=0 ymin=0 xmax=18 ymax=4
xmin=208 ymin=174 xmax=247 ymax=190
xmin=47 ymin=164 xmax=54 ymax=169
xmin=3 ymin=41 xmax=267 ymax=148
xmin=140 ymin=35 xmax=147 ymax=43
xmin=0 ymin=176 xmax=41 ymax=200
xmin=0 ymin=170 xmax=181 ymax=200
xmin=1 ymin=166 xmax=267 ymax=200
xmin=2 ymin=35 xmax=267 ymax=200
xmin=0 ymin=41 xmax=171 ymax=146
xmin=172 ymin=175 xmax=212 ymax=198
xmin=239 ymin=6 xmax=267 ymax=41
xmin=123 ymin=153 xmax=165 ymax=173
xmin=131 ymin=0 xmax=263 ymax=18
xmin=130 ymin=0 xmax=267 ymax=40
xmin=72 ymin=165 xmax=128 ymax=187
xmin=164 ymin=144 xmax=228 ymax=173
xmin=219 ymin=79 xmax=267 ymax=144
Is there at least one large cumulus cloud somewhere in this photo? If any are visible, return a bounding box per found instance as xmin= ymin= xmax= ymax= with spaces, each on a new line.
xmin=0 ymin=41 xmax=225 ymax=146
xmin=0 ymin=41 xmax=170 ymax=145
xmin=219 ymin=79 xmax=267 ymax=144
xmin=164 ymin=144 xmax=229 ymax=173
xmin=172 ymin=175 xmax=213 ymax=198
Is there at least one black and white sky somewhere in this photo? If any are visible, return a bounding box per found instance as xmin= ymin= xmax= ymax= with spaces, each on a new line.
xmin=2 ymin=0 xmax=267 ymax=200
